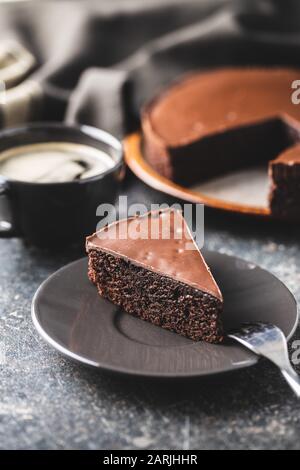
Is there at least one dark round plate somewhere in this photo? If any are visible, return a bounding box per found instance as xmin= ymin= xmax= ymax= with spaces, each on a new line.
xmin=32 ymin=252 xmax=298 ymax=378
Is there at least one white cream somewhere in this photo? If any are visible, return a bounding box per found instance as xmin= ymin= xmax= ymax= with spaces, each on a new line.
xmin=0 ymin=142 xmax=114 ymax=183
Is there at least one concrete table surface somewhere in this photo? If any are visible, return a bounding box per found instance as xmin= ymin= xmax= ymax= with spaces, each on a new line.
xmin=0 ymin=174 xmax=299 ymax=450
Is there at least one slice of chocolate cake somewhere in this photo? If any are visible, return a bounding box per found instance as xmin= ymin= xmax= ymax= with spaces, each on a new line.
xmin=270 ymin=144 xmax=300 ymax=221
xmin=86 ymin=209 xmax=223 ymax=343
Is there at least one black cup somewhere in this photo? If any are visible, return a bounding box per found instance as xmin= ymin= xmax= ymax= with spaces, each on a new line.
xmin=0 ymin=123 xmax=124 ymax=248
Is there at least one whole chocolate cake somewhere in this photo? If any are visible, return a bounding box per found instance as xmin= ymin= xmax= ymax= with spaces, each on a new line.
xmin=142 ymin=68 xmax=300 ymax=220
xmin=86 ymin=209 xmax=223 ymax=343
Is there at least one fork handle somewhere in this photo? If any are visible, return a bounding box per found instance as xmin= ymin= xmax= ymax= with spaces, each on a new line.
xmin=281 ymin=368 xmax=300 ymax=398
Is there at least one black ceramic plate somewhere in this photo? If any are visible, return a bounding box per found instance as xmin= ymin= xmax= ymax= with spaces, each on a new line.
xmin=32 ymin=252 xmax=298 ymax=378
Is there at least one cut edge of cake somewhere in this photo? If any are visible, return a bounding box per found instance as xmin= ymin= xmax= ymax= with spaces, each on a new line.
xmin=269 ymin=143 xmax=300 ymax=221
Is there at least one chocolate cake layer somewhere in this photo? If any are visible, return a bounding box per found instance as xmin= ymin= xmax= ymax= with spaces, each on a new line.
xmin=144 ymin=117 xmax=295 ymax=186
xmin=270 ymin=144 xmax=300 ymax=220
xmin=86 ymin=209 xmax=223 ymax=343
xmin=142 ymin=67 xmax=300 ymax=220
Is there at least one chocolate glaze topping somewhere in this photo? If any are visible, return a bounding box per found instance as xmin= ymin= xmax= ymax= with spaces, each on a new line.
xmin=145 ymin=68 xmax=300 ymax=147
xmin=274 ymin=143 xmax=300 ymax=164
xmin=86 ymin=209 xmax=222 ymax=301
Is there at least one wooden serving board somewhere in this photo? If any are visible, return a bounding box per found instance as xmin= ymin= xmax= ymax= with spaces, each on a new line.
xmin=124 ymin=133 xmax=272 ymax=219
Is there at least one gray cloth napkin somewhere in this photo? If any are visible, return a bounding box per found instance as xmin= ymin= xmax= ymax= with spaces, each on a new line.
xmin=1 ymin=0 xmax=300 ymax=137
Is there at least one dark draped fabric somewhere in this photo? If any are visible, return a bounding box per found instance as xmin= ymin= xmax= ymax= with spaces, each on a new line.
xmin=1 ymin=0 xmax=300 ymax=137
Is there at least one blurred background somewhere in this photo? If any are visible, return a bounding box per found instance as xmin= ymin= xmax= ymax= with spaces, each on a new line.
xmin=1 ymin=0 xmax=300 ymax=137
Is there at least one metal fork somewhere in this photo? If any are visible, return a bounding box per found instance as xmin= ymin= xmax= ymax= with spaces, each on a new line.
xmin=228 ymin=322 xmax=300 ymax=397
